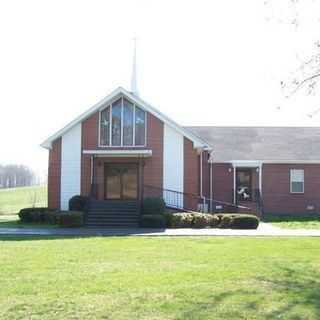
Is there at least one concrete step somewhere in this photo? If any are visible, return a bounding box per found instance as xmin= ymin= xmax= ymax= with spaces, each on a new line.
xmin=89 ymin=208 xmax=139 ymax=213
xmin=86 ymin=222 xmax=139 ymax=228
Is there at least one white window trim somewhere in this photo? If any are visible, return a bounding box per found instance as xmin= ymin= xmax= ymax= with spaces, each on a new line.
xmin=98 ymin=95 xmax=147 ymax=148
xmin=290 ymin=169 xmax=305 ymax=194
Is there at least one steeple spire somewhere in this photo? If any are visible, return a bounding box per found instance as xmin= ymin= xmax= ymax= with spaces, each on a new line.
xmin=131 ymin=37 xmax=139 ymax=96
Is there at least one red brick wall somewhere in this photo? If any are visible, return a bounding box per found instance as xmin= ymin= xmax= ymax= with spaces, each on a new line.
xmin=184 ymin=138 xmax=200 ymax=209
xmin=80 ymin=111 xmax=164 ymax=198
xmin=143 ymin=113 xmax=164 ymax=188
xmin=201 ymin=151 xmax=210 ymax=198
xmin=184 ymin=138 xmax=199 ymax=195
xmin=212 ymin=163 xmax=233 ymax=203
xmin=262 ymin=164 xmax=320 ymax=214
xmin=48 ymin=138 xmax=61 ymax=209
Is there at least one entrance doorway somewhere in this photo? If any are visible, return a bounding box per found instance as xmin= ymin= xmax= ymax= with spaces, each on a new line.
xmin=236 ymin=168 xmax=252 ymax=201
xmin=105 ymin=163 xmax=138 ymax=200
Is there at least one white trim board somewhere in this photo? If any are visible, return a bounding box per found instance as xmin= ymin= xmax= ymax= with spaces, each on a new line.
xmin=60 ymin=123 xmax=82 ymax=210
xmin=83 ymin=149 xmax=152 ymax=157
xmin=41 ymin=87 xmax=212 ymax=150
xmin=211 ymin=160 xmax=320 ymax=165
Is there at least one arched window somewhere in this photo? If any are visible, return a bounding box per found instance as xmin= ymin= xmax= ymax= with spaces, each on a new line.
xmin=99 ymin=96 xmax=146 ymax=147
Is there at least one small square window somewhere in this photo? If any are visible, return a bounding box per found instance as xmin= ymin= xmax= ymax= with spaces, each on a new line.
xmin=290 ymin=169 xmax=304 ymax=193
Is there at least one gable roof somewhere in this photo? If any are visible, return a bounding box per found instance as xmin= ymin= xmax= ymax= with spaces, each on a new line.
xmin=41 ymin=87 xmax=212 ymax=150
xmin=186 ymin=126 xmax=320 ymax=162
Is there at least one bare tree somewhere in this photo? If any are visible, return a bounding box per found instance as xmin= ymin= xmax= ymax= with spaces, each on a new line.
xmin=264 ymin=0 xmax=320 ymax=116
xmin=0 ymin=164 xmax=36 ymax=189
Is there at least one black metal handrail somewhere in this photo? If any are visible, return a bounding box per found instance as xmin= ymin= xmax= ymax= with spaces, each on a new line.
xmin=143 ymin=185 xmax=247 ymax=213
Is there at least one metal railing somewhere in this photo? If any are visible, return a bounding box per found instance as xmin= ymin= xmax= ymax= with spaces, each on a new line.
xmin=143 ymin=185 xmax=243 ymax=213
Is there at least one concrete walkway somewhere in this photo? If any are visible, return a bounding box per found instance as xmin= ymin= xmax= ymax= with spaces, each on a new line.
xmin=1 ymin=222 xmax=320 ymax=237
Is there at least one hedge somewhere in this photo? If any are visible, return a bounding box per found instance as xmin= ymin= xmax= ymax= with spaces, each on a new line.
xmin=69 ymin=195 xmax=89 ymax=211
xmin=230 ymin=214 xmax=259 ymax=229
xmin=140 ymin=214 xmax=166 ymax=228
xmin=56 ymin=211 xmax=84 ymax=227
xmin=18 ymin=208 xmax=57 ymax=224
xmin=142 ymin=198 xmax=166 ymax=215
xmin=167 ymin=212 xmax=219 ymax=228
xmin=166 ymin=212 xmax=259 ymax=229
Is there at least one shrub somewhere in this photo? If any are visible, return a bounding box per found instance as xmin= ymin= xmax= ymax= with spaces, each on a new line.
xmin=69 ymin=195 xmax=89 ymax=211
xmin=57 ymin=211 xmax=84 ymax=227
xmin=209 ymin=215 xmax=220 ymax=227
xmin=142 ymin=198 xmax=166 ymax=215
xmin=18 ymin=208 xmax=57 ymax=224
xmin=217 ymin=214 xmax=236 ymax=229
xmin=192 ymin=212 xmax=213 ymax=228
xmin=140 ymin=214 xmax=166 ymax=228
xmin=169 ymin=212 xmax=194 ymax=228
xmin=215 ymin=213 xmax=259 ymax=229
xmin=230 ymin=214 xmax=259 ymax=229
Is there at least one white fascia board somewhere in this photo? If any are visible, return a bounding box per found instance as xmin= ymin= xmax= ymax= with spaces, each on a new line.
xmin=210 ymin=159 xmax=320 ymax=165
xmin=41 ymin=86 xmax=213 ymax=150
xmin=122 ymin=89 xmax=212 ymax=149
xmin=83 ymin=149 xmax=152 ymax=157
xmin=40 ymin=87 xmax=124 ymax=149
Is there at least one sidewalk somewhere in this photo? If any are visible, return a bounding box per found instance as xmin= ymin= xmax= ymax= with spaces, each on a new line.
xmin=1 ymin=222 xmax=320 ymax=237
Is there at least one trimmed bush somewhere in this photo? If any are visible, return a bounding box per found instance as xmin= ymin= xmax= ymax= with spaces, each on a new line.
xmin=18 ymin=208 xmax=57 ymax=224
xmin=167 ymin=212 xmax=219 ymax=228
xmin=193 ymin=212 xmax=214 ymax=228
xmin=140 ymin=214 xmax=166 ymax=228
xmin=57 ymin=211 xmax=84 ymax=227
xmin=216 ymin=213 xmax=259 ymax=229
xmin=209 ymin=215 xmax=220 ymax=228
xmin=142 ymin=197 xmax=166 ymax=215
xmin=69 ymin=195 xmax=89 ymax=211
xmin=169 ymin=212 xmax=194 ymax=228
xmin=217 ymin=214 xmax=236 ymax=229
xmin=230 ymin=214 xmax=259 ymax=229
xmin=166 ymin=212 xmax=259 ymax=229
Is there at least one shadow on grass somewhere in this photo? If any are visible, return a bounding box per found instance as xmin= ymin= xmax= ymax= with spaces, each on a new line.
xmin=176 ymin=264 xmax=320 ymax=319
xmin=263 ymin=214 xmax=320 ymax=223
xmin=0 ymin=228 xmax=168 ymax=241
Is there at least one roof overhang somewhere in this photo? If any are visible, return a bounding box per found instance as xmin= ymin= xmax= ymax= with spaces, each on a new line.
xmin=83 ymin=149 xmax=152 ymax=157
xmin=41 ymin=87 xmax=213 ymax=150
xmin=210 ymin=159 xmax=320 ymax=165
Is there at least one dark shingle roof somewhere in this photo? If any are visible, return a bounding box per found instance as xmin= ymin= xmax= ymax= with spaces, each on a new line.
xmin=185 ymin=126 xmax=320 ymax=162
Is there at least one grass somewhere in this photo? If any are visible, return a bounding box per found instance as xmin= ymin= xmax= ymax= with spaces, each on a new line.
xmin=0 ymin=215 xmax=56 ymax=229
xmin=0 ymin=185 xmax=47 ymax=215
xmin=0 ymin=236 xmax=320 ymax=319
xmin=264 ymin=214 xmax=320 ymax=229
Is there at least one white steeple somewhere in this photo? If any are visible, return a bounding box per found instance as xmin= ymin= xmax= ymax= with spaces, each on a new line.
xmin=131 ymin=37 xmax=139 ymax=96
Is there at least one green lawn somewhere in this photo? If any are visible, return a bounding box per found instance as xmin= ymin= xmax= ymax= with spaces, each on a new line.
xmin=0 ymin=185 xmax=47 ymax=215
xmin=0 ymin=237 xmax=320 ymax=319
xmin=264 ymin=214 xmax=320 ymax=229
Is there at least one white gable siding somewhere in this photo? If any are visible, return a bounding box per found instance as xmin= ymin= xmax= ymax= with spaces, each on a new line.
xmin=163 ymin=124 xmax=184 ymax=207
xmin=60 ymin=123 xmax=82 ymax=210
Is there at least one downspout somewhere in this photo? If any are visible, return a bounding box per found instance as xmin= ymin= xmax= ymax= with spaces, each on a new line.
xmin=210 ymin=161 xmax=213 ymax=212
xmin=199 ymin=150 xmax=206 ymax=211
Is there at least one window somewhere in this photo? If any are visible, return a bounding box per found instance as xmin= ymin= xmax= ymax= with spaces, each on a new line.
xmin=123 ymin=98 xmax=134 ymax=146
xmin=290 ymin=169 xmax=304 ymax=193
xmin=111 ymin=98 xmax=122 ymax=146
xmin=100 ymin=106 xmax=110 ymax=146
xmin=99 ymin=96 xmax=146 ymax=147
xmin=135 ymin=106 xmax=146 ymax=146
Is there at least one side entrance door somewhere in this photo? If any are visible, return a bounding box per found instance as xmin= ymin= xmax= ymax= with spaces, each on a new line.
xmin=236 ymin=168 xmax=252 ymax=201
xmin=105 ymin=163 xmax=138 ymax=200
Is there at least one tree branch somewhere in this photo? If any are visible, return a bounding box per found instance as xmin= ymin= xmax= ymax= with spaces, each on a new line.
xmin=290 ymin=72 xmax=320 ymax=96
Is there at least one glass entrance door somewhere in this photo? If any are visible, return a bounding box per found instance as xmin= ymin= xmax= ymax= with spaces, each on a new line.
xmin=236 ymin=169 xmax=252 ymax=201
xmin=105 ymin=164 xmax=138 ymax=200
